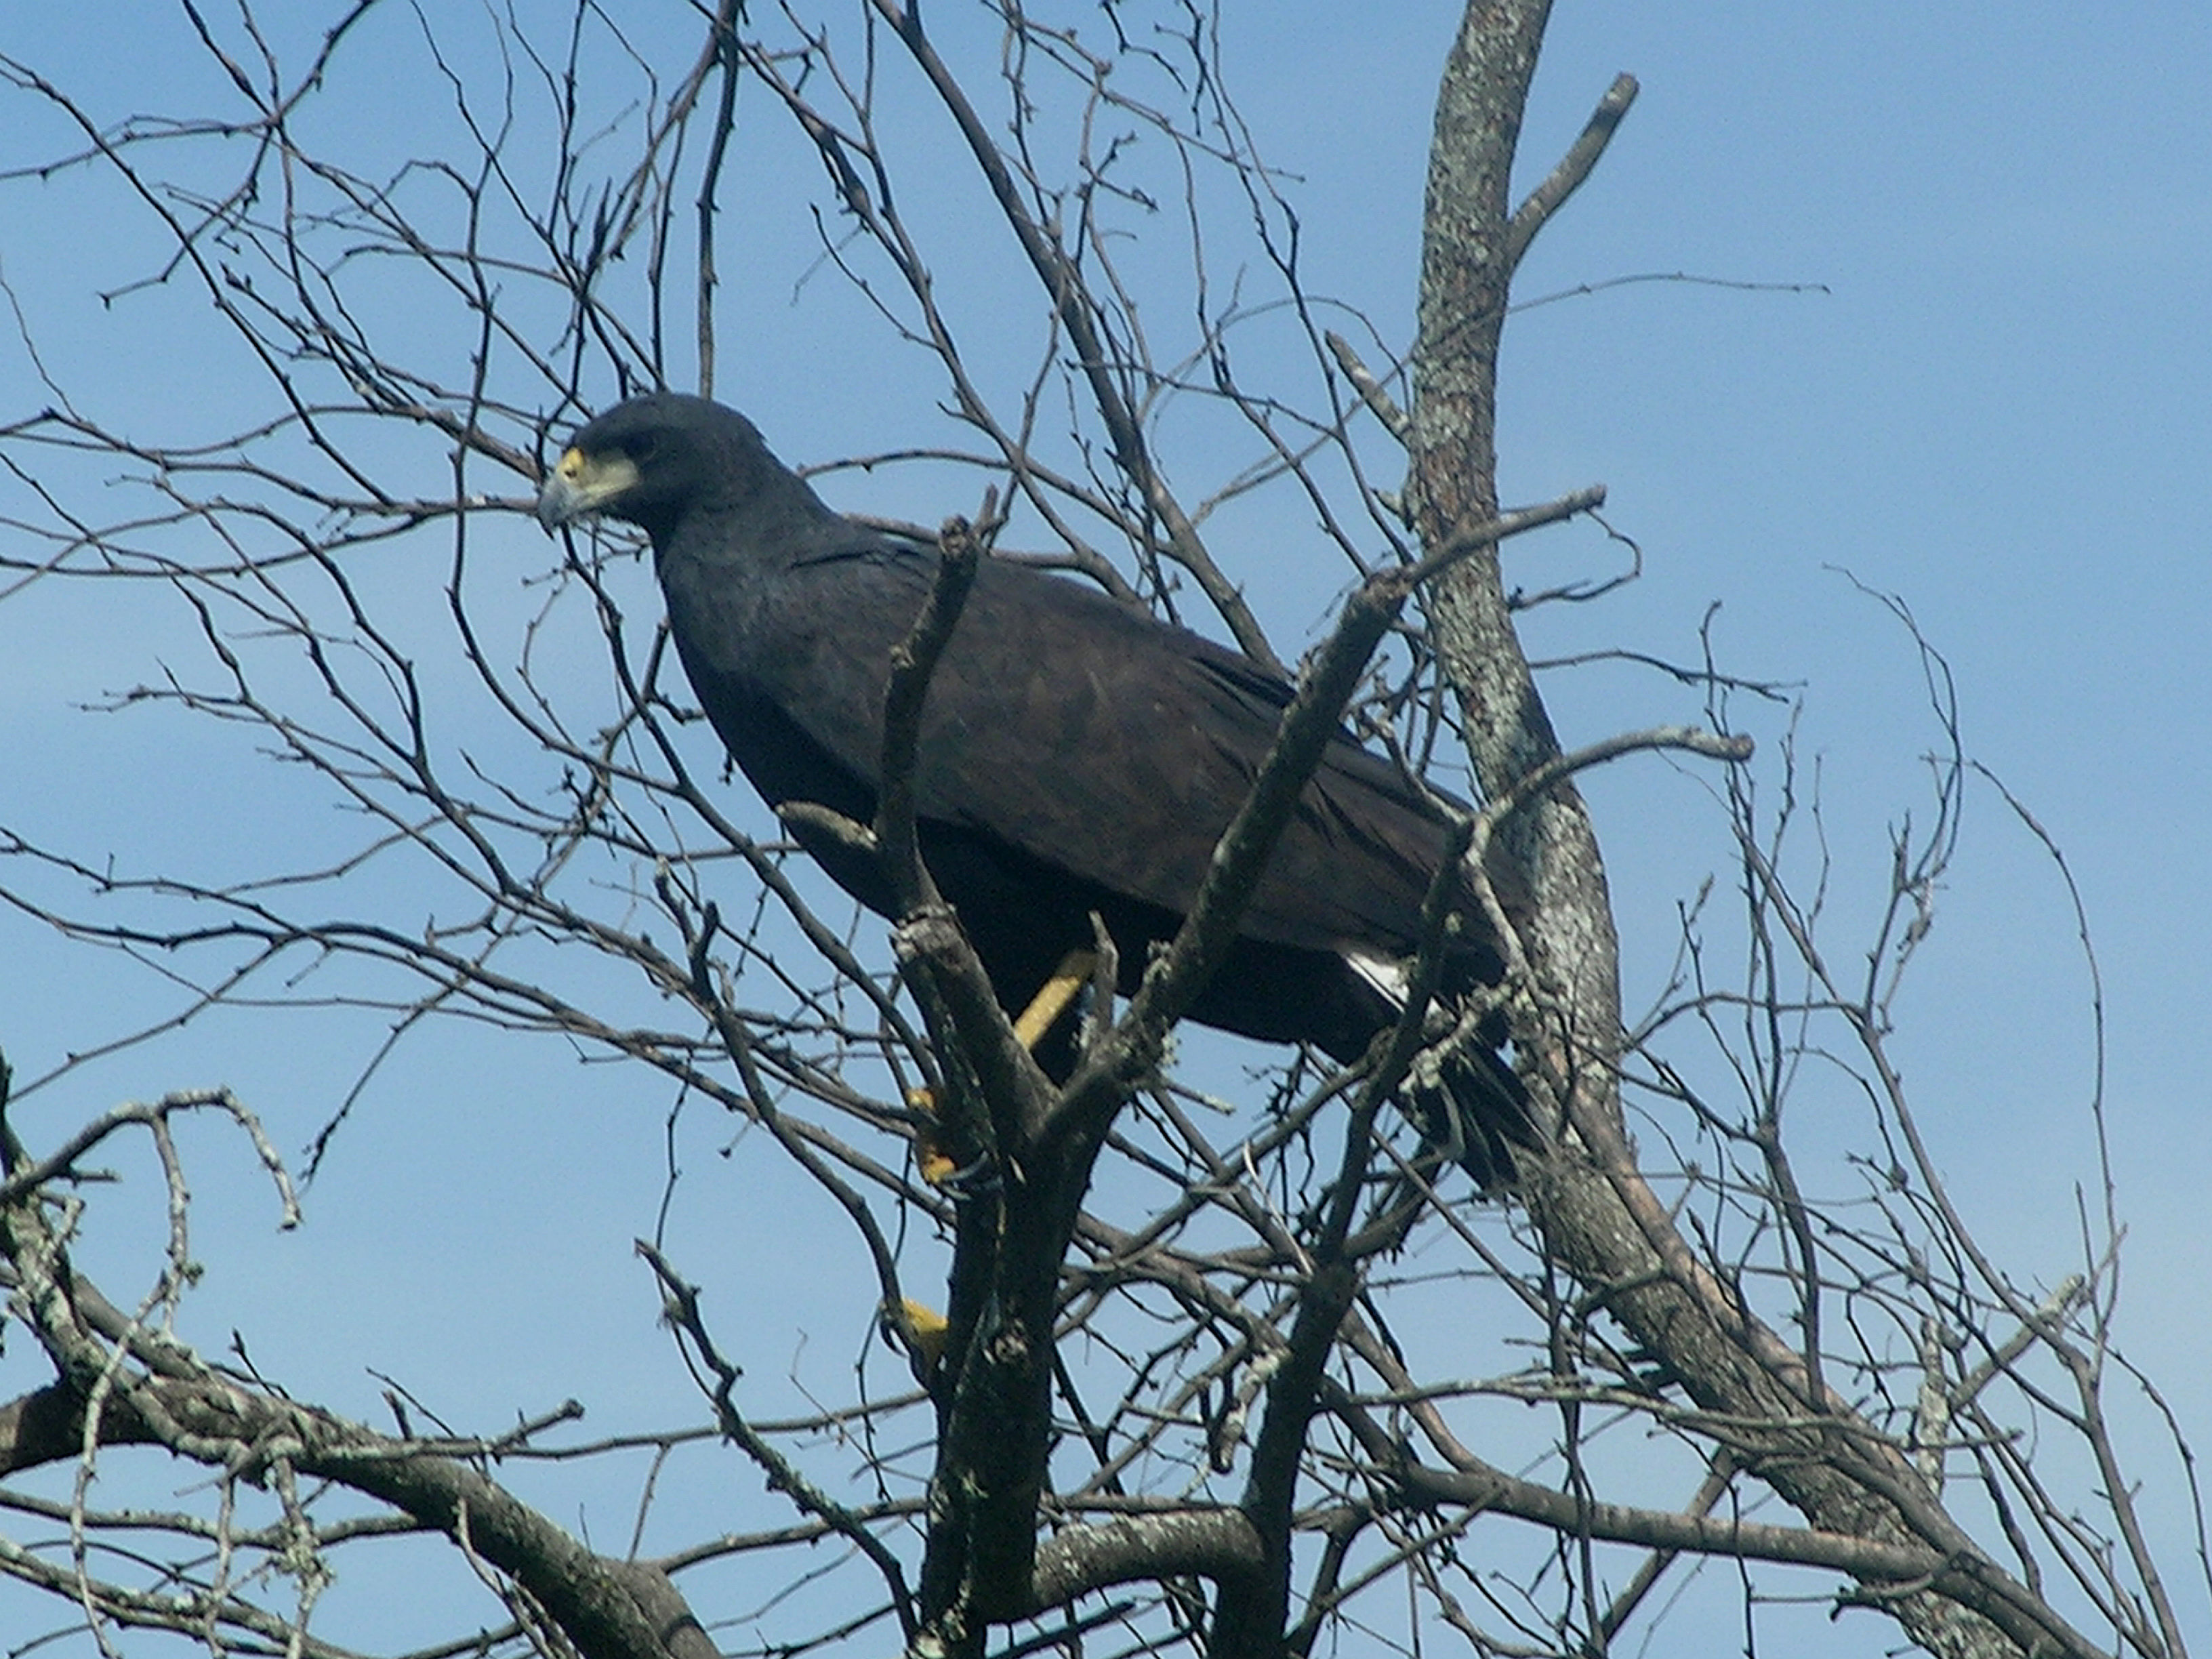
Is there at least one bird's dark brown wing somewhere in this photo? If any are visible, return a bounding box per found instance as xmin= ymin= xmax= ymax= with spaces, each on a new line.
xmin=661 ymin=527 xmax=1462 ymax=960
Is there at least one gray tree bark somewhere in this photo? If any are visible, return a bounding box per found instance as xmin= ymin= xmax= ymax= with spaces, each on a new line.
xmin=1408 ymin=6 xmax=2085 ymax=1656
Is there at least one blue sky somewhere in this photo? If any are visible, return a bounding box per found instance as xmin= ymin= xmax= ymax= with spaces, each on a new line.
xmin=1 ymin=3 xmax=2205 ymax=1652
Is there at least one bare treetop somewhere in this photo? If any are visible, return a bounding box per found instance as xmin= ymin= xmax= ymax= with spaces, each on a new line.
xmin=0 ymin=5 xmax=2193 ymax=1659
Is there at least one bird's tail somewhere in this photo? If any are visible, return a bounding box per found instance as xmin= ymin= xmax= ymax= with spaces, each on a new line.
xmin=1405 ymin=1042 xmax=1540 ymax=1191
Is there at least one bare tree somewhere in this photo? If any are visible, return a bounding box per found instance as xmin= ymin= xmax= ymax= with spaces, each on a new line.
xmin=0 ymin=4 xmax=2196 ymax=1658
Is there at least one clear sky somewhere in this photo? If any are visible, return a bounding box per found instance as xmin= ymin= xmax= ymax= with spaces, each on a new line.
xmin=0 ymin=3 xmax=2205 ymax=1653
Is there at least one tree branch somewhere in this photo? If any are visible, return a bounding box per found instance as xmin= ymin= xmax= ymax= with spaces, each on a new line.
xmin=1506 ymin=73 xmax=1638 ymax=270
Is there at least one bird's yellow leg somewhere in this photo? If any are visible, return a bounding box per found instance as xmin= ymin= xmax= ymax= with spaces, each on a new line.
xmin=910 ymin=949 xmax=1094 ymax=1187
xmin=1011 ymin=949 xmax=1097 ymax=1052
xmin=881 ymin=1296 xmax=951 ymax=1380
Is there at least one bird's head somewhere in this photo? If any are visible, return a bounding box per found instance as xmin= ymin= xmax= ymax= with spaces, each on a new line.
xmin=535 ymin=392 xmax=812 ymax=549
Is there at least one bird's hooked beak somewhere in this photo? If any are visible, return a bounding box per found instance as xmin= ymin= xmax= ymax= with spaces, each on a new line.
xmin=534 ymin=445 xmax=640 ymax=532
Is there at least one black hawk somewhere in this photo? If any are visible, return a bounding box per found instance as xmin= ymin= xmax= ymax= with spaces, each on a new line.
xmin=535 ymin=393 xmax=1534 ymax=1184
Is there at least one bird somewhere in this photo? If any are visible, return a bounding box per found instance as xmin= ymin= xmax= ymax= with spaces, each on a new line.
xmin=535 ymin=392 xmax=1535 ymax=1185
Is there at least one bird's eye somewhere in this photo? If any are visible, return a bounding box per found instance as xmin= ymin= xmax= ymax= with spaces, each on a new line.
xmin=626 ymin=433 xmax=659 ymax=464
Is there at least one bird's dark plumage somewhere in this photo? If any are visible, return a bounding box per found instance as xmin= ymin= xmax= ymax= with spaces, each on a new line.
xmin=537 ymin=392 xmax=1534 ymax=1184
